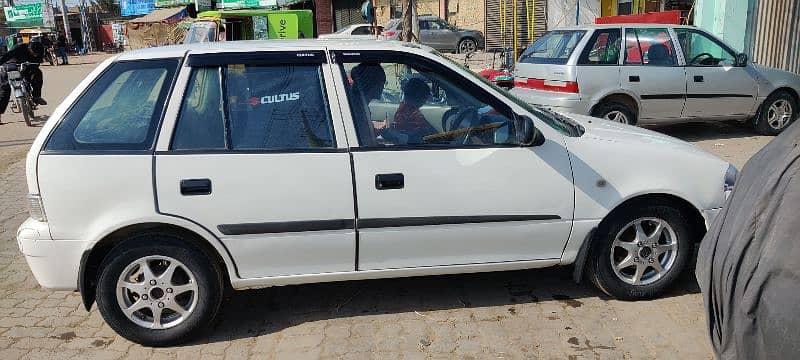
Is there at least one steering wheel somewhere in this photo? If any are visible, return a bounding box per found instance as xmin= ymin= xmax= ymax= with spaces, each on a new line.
xmin=690 ymin=52 xmax=714 ymax=65
xmin=442 ymin=106 xmax=475 ymax=132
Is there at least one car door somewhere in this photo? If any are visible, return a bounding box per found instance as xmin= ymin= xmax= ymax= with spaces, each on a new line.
xmin=332 ymin=50 xmax=575 ymax=270
xmin=154 ymin=49 xmax=356 ymax=279
xmin=619 ymin=27 xmax=686 ymax=122
xmin=418 ymin=20 xmax=438 ymax=48
xmin=676 ymin=28 xmax=757 ymax=119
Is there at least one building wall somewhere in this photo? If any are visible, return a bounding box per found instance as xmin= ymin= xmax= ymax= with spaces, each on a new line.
xmin=694 ymin=0 xmax=749 ymax=52
xmin=373 ymin=0 xmax=484 ymax=31
xmin=316 ymin=0 xmax=334 ymax=35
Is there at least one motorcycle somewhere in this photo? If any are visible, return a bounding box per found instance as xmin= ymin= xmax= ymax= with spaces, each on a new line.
xmin=3 ymin=62 xmax=38 ymax=126
xmin=45 ymin=46 xmax=59 ymax=66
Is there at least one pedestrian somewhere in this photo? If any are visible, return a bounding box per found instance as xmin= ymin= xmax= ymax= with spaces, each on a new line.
xmin=696 ymin=120 xmax=800 ymax=359
xmin=56 ymin=32 xmax=68 ymax=65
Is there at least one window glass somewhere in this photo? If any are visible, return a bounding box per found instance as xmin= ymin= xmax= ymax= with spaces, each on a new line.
xmin=578 ymin=29 xmax=621 ymax=65
xmin=172 ymin=67 xmax=226 ymax=150
xmin=624 ymin=28 xmax=677 ymax=66
xmin=45 ymin=59 xmax=178 ymax=151
xmin=224 ymin=64 xmax=334 ymax=150
xmin=352 ymin=26 xmax=372 ymax=35
xmin=676 ymin=29 xmax=736 ymax=66
xmin=519 ymin=30 xmax=586 ymax=65
xmin=341 ymin=59 xmax=518 ymax=148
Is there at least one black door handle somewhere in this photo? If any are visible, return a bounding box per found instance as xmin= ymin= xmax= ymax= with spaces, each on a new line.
xmin=629 ymin=75 xmax=640 ymax=82
xmin=180 ymin=179 xmax=212 ymax=196
xmin=694 ymin=75 xmax=704 ymax=82
xmin=375 ymin=173 xmax=404 ymax=190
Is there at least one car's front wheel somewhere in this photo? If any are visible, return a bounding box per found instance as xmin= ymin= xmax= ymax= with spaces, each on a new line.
xmin=95 ymin=234 xmax=224 ymax=346
xmin=458 ymin=38 xmax=478 ymax=54
xmin=588 ymin=202 xmax=692 ymax=300
xmin=754 ymin=91 xmax=797 ymax=135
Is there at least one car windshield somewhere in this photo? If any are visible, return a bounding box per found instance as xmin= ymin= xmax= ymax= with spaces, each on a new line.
xmin=519 ymin=30 xmax=586 ymax=65
xmin=431 ymin=49 xmax=580 ymax=136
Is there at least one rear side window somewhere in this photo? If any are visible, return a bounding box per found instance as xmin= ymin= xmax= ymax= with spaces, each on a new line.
xmin=519 ymin=30 xmax=586 ymax=65
xmin=171 ymin=63 xmax=334 ymax=151
xmin=45 ymin=59 xmax=178 ymax=151
xmin=578 ymin=29 xmax=621 ymax=65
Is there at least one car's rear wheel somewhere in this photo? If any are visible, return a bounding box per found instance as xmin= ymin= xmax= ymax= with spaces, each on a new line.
xmin=592 ymin=101 xmax=636 ymax=125
xmin=754 ymin=91 xmax=797 ymax=135
xmin=458 ymin=38 xmax=478 ymax=54
xmin=588 ymin=202 xmax=692 ymax=300
xmin=95 ymin=234 xmax=224 ymax=346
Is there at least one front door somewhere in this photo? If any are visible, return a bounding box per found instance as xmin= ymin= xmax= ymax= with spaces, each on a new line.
xmin=620 ymin=27 xmax=686 ymax=122
xmin=155 ymin=50 xmax=356 ymax=279
xmin=332 ymin=51 xmax=575 ymax=270
xmin=676 ymin=28 xmax=757 ymax=119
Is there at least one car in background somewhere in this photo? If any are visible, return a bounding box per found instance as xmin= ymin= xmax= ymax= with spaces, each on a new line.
xmin=319 ymin=24 xmax=383 ymax=39
xmin=383 ymin=16 xmax=484 ymax=54
xmin=511 ymin=24 xmax=800 ymax=135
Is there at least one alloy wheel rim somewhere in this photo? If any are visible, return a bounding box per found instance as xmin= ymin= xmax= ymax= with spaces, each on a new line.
xmin=460 ymin=40 xmax=476 ymax=53
xmin=604 ymin=110 xmax=629 ymax=124
xmin=116 ymin=255 xmax=199 ymax=329
xmin=610 ymin=217 xmax=678 ymax=286
xmin=767 ymin=99 xmax=793 ymax=130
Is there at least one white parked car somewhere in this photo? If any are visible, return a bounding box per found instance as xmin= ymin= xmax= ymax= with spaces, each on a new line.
xmin=318 ymin=24 xmax=383 ymax=40
xmin=19 ymin=40 xmax=735 ymax=346
xmin=511 ymin=24 xmax=800 ymax=135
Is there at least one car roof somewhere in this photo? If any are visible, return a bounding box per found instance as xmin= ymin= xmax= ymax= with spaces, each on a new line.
xmin=116 ymin=39 xmax=435 ymax=61
xmin=553 ymin=23 xmax=696 ymax=30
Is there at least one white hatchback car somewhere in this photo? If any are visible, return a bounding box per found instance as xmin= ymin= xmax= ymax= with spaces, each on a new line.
xmin=19 ymin=40 xmax=735 ymax=345
xmin=511 ymin=24 xmax=800 ymax=135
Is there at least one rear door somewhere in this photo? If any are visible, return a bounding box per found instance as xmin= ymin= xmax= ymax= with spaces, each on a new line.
xmin=575 ymin=28 xmax=622 ymax=105
xmin=676 ymin=28 xmax=757 ymax=119
xmin=155 ymin=49 xmax=356 ymax=279
xmin=619 ymin=27 xmax=686 ymax=122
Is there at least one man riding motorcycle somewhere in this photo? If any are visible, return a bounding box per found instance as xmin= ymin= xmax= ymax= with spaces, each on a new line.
xmin=0 ymin=40 xmax=47 ymax=124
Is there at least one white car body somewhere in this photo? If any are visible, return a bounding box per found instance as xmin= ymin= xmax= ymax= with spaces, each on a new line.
xmin=511 ymin=24 xmax=800 ymax=130
xmin=319 ymin=24 xmax=383 ymax=40
xmin=19 ymin=40 xmax=730 ymax=300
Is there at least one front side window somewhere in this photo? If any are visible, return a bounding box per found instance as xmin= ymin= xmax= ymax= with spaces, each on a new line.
xmin=339 ymin=55 xmax=519 ymax=148
xmin=519 ymin=30 xmax=586 ymax=65
xmin=171 ymin=62 xmax=334 ymax=151
xmin=676 ymin=29 xmax=736 ymax=66
xmin=45 ymin=59 xmax=178 ymax=151
xmin=352 ymin=26 xmax=371 ymax=35
xmin=578 ymin=28 xmax=621 ymax=65
xmin=624 ymin=28 xmax=677 ymax=66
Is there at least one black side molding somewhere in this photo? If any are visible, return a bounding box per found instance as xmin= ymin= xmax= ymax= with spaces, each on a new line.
xmin=218 ymin=219 xmax=355 ymax=235
xmin=359 ymin=215 xmax=561 ymax=229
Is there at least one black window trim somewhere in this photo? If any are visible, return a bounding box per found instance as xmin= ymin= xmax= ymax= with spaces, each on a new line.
xmin=577 ymin=27 xmax=622 ymax=66
xmin=333 ymin=50 xmax=522 ymax=151
xmin=40 ymin=57 xmax=183 ymax=155
xmin=677 ymin=28 xmax=739 ymax=68
xmin=166 ymin=55 xmax=339 ymax=154
xmin=623 ymin=27 xmax=680 ymax=68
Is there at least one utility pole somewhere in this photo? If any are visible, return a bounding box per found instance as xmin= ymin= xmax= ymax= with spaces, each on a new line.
xmin=60 ymin=0 xmax=71 ymax=43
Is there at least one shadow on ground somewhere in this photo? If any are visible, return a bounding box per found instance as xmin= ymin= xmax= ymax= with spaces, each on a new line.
xmin=190 ymin=256 xmax=701 ymax=345
xmin=649 ymin=121 xmax=758 ymax=142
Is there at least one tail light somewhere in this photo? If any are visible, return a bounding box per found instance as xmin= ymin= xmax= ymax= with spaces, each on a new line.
xmin=27 ymin=194 xmax=46 ymax=222
xmin=383 ymin=30 xmax=396 ymax=37
xmin=514 ymin=78 xmax=579 ymax=93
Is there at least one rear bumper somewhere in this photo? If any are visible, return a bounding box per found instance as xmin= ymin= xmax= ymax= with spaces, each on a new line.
xmin=17 ymin=218 xmax=85 ymax=290
xmin=510 ymin=87 xmax=592 ymax=115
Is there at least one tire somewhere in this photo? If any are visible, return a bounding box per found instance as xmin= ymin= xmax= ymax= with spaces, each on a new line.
xmin=458 ymin=38 xmax=478 ymax=54
xmin=754 ymin=91 xmax=797 ymax=135
xmin=592 ymin=101 xmax=636 ymax=125
xmin=587 ymin=202 xmax=693 ymax=300
xmin=19 ymin=98 xmax=32 ymax=126
xmin=95 ymin=234 xmax=224 ymax=346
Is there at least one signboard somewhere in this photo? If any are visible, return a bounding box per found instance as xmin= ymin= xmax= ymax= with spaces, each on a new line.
xmin=217 ymin=0 xmax=277 ymax=9
xmin=155 ymin=0 xmax=211 ymax=10
xmin=3 ymin=3 xmax=45 ymax=28
xmin=120 ymin=0 xmax=155 ymax=17
xmin=42 ymin=4 xmax=55 ymax=28
xmin=267 ymin=13 xmax=298 ymax=40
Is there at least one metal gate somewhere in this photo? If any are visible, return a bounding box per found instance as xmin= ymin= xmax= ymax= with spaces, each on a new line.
xmin=485 ymin=0 xmax=547 ymax=53
xmin=334 ymin=0 xmax=364 ymax=31
xmin=748 ymin=0 xmax=800 ymax=74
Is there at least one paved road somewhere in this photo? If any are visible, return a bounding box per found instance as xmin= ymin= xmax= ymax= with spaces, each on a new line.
xmin=0 ymin=55 xmax=772 ymax=359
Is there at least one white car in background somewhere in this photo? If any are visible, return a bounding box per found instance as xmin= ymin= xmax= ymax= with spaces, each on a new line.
xmin=319 ymin=24 xmax=383 ymax=39
xmin=512 ymin=24 xmax=800 ymax=135
xmin=19 ymin=40 xmax=735 ymax=346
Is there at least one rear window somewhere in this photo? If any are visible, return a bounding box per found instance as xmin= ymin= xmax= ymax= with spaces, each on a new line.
xmin=519 ymin=30 xmax=586 ymax=65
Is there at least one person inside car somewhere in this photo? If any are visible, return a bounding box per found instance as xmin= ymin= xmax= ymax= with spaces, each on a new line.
xmin=388 ymin=77 xmax=437 ymax=144
xmin=349 ymin=63 xmax=386 ymax=144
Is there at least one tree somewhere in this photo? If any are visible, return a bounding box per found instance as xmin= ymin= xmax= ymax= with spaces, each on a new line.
xmin=400 ymin=0 xmax=418 ymax=42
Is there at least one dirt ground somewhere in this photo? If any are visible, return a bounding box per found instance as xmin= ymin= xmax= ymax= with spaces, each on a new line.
xmin=0 ymin=53 xmax=774 ymax=359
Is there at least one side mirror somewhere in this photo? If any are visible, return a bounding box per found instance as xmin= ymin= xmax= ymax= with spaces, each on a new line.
xmin=517 ymin=115 xmax=545 ymax=147
xmin=735 ymin=53 xmax=748 ymax=67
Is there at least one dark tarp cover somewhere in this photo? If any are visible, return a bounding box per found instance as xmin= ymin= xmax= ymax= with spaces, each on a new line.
xmin=696 ymin=121 xmax=800 ymax=359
